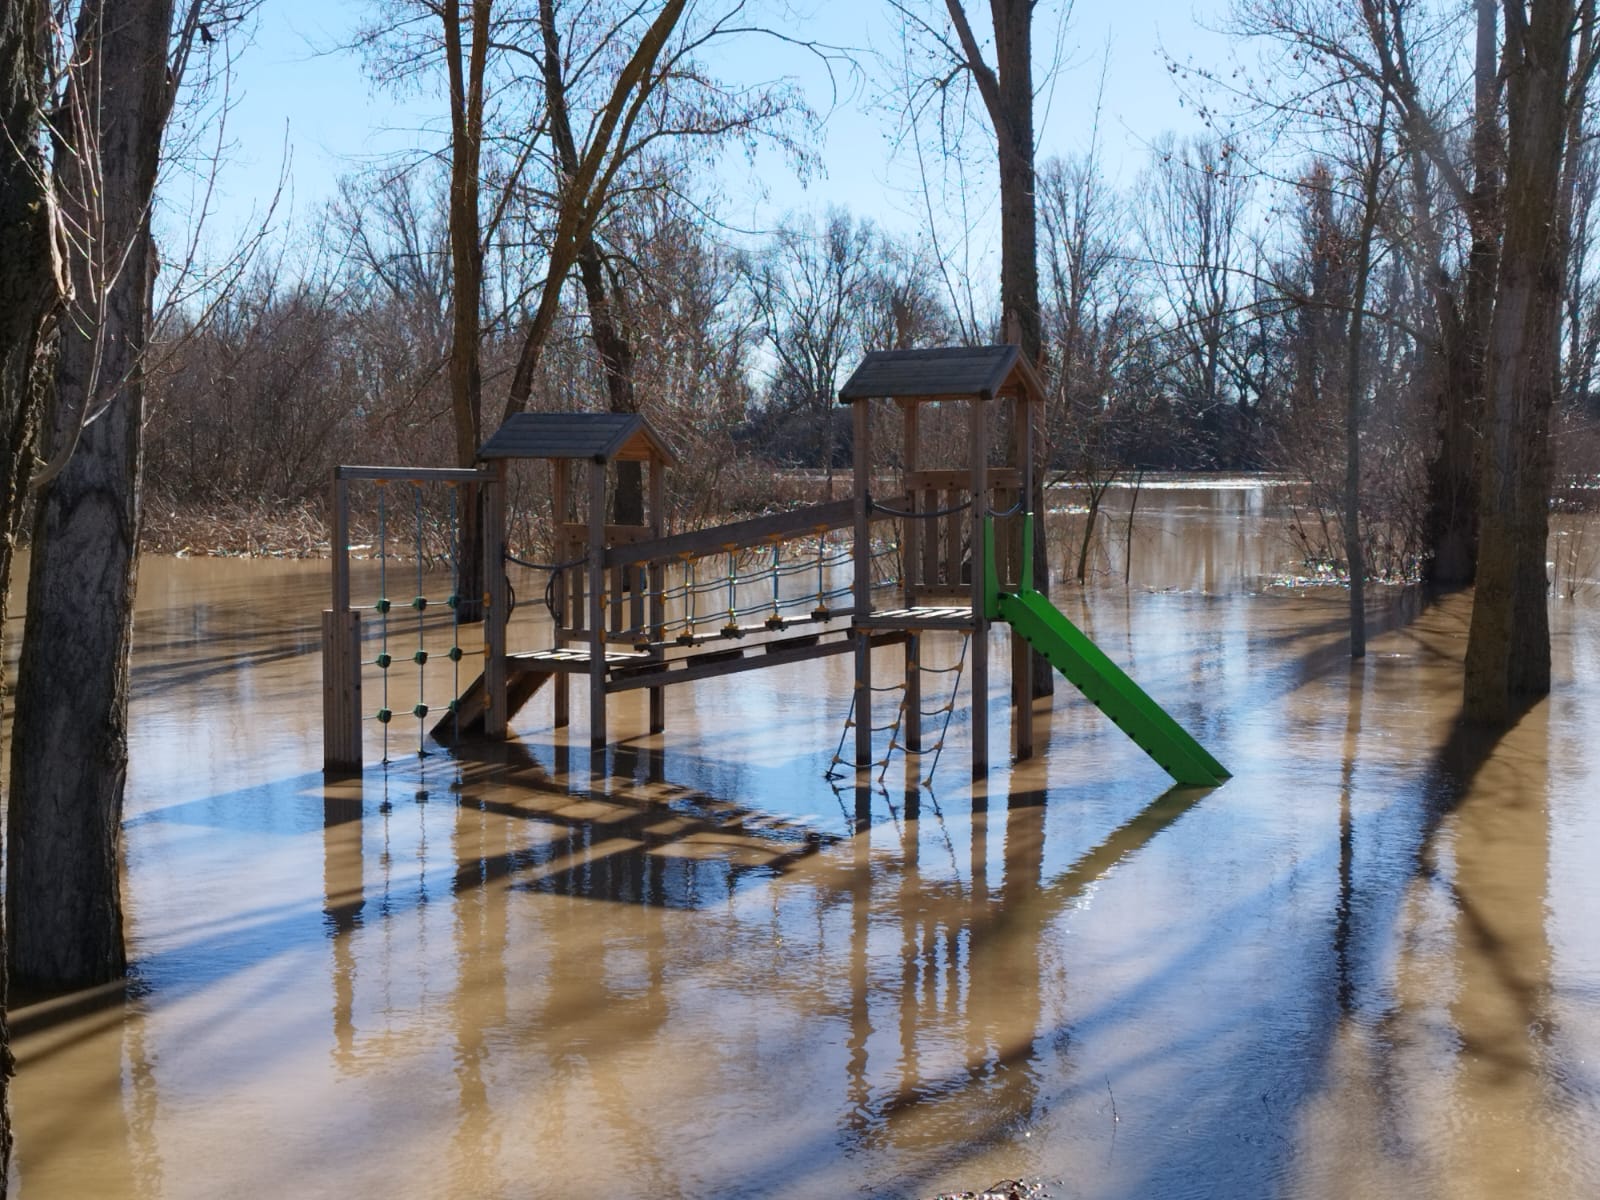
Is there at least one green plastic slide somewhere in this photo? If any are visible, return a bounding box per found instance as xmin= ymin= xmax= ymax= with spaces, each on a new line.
xmin=988 ymin=516 xmax=1228 ymax=787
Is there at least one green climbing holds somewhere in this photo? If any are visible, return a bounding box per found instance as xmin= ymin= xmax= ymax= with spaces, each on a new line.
xmin=413 ymin=649 xmax=429 ymax=665
xmin=411 ymin=595 xmax=428 ymax=611
xmin=447 ymin=646 xmax=463 ymax=662
xmin=376 ymin=652 xmax=392 ymax=670
xmin=375 ymin=598 xmax=391 ymax=614
xmin=376 ymin=708 xmax=393 ymax=724
xmin=412 ymin=703 xmax=429 ymax=718
xmin=446 ymin=593 xmax=460 ymax=609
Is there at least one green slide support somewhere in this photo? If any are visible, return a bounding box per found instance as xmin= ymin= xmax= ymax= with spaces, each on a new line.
xmin=987 ymin=516 xmax=1228 ymax=788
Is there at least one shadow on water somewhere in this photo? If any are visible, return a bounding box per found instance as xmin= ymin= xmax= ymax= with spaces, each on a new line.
xmin=10 ymin=544 xmax=1584 ymax=1199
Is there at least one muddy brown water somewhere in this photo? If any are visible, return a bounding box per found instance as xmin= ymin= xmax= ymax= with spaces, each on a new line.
xmin=8 ymin=481 xmax=1600 ymax=1199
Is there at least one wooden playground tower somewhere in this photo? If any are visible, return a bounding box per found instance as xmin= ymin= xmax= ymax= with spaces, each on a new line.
xmin=323 ymin=345 xmax=1227 ymax=788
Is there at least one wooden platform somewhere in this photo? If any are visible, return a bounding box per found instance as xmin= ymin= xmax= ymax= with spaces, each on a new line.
xmin=511 ymin=647 xmax=652 ymax=670
xmin=608 ymin=629 xmax=907 ymax=693
xmin=855 ymin=605 xmax=976 ymax=631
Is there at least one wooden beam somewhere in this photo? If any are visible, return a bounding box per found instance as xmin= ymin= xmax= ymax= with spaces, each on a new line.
xmin=903 ymin=403 xmax=920 ymax=601
xmin=589 ymin=461 xmax=608 ymax=749
xmin=607 ymin=630 xmax=909 ymax=693
xmin=605 ymin=497 xmax=858 ymax=569
xmin=331 ymin=471 xmax=351 ymax=614
xmin=648 ymin=461 xmax=666 ymax=733
xmin=484 ymin=461 xmax=509 ymax=737
xmin=854 ymin=400 xmax=873 ymax=771
xmin=969 ymin=400 xmax=988 ymax=777
xmin=907 ymin=467 xmax=1021 ymax=491
xmin=334 ymin=465 xmax=489 ymax=483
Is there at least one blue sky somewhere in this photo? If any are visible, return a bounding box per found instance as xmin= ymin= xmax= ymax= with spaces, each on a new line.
xmin=195 ymin=0 xmax=1234 ymax=252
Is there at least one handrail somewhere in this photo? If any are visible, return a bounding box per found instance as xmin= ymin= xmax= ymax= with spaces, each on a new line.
xmin=603 ymin=495 xmax=909 ymax=570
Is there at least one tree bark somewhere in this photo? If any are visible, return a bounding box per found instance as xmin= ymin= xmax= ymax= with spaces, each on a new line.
xmin=1419 ymin=0 xmax=1500 ymax=587
xmin=944 ymin=0 xmax=1051 ymax=691
xmin=444 ymin=0 xmax=489 ymax=620
xmin=1464 ymin=0 xmax=1572 ymax=723
xmin=8 ymin=0 xmax=175 ymax=990
xmin=0 ymin=0 xmax=59 ymax=1177
xmin=1343 ymin=105 xmax=1388 ymax=660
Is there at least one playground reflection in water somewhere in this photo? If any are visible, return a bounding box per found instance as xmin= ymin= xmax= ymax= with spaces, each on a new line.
xmin=9 ymin=482 xmax=1600 ymax=1200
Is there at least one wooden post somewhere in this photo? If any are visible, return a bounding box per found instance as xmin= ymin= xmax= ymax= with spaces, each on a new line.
xmin=1011 ymin=394 xmax=1034 ymax=760
xmin=552 ymin=460 xmax=570 ymax=728
xmin=901 ymin=402 xmax=921 ymax=752
xmin=969 ymin=398 xmax=989 ymax=777
xmin=853 ymin=399 xmax=873 ymax=772
xmin=322 ymin=609 xmax=362 ymax=773
xmin=904 ymin=631 xmax=922 ymax=753
xmin=588 ymin=459 xmax=608 ymax=750
xmin=331 ymin=470 xmax=351 ymax=614
xmin=902 ymin=401 xmax=919 ymax=603
xmin=484 ymin=460 xmax=509 ymax=737
xmin=324 ymin=470 xmax=361 ymax=772
xmin=648 ymin=459 xmax=666 ymax=734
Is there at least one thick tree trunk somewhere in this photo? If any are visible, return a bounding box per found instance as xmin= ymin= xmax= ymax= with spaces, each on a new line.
xmin=7 ymin=0 xmax=175 ymax=989
xmin=1464 ymin=0 xmax=1571 ymax=723
xmin=1425 ymin=1 xmax=1500 ymax=587
xmin=0 ymin=0 xmax=58 ymax=1178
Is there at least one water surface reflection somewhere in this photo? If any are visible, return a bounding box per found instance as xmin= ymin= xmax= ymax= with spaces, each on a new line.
xmin=8 ymin=486 xmax=1600 ymax=1198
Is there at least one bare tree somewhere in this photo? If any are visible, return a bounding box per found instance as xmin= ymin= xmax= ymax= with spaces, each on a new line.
xmin=1138 ymin=135 xmax=1260 ymax=466
xmin=746 ymin=209 xmax=875 ymax=500
xmin=1038 ymin=151 xmax=1146 ymax=581
xmin=7 ymin=0 xmax=224 ymax=989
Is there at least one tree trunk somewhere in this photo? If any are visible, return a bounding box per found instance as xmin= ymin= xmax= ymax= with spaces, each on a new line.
xmin=941 ymin=0 xmax=1053 ymax=689
xmin=0 ymin=0 xmax=59 ymax=1178
xmin=575 ymin=240 xmax=645 ymax=523
xmin=7 ymin=0 xmax=175 ymax=990
xmin=444 ymin=0 xmax=488 ymax=621
xmin=1344 ymin=104 xmax=1388 ymax=660
xmin=1425 ymin=0 xmax=1500 ymax=587
xmin=1464 ymin=0 xmax=1571 ymax=723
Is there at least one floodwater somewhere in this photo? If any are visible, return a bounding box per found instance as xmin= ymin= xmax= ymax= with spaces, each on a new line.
xmin=9 ymin=482 xmax=1600 ymax=1199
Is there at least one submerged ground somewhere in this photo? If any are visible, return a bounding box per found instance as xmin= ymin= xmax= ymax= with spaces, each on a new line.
xmin=8 ymin=482 xmax=1600 ymax=1199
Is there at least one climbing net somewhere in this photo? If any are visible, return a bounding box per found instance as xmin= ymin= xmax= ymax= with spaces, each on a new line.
xmin=361 ymin=478 xmax=484 ymax=763
xmin=826 ymin=632 xmax=970 ymax=788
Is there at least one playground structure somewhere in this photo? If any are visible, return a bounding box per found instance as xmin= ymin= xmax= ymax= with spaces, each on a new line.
xmin=323 ymin=345 xmax=1228 ymax=787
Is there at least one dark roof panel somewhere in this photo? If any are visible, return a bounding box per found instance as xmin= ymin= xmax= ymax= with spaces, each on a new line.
xmin=838 ymin=345 xmax=1043 ymax=403
xmin=478 ymin=412 xmax=676 ymax=464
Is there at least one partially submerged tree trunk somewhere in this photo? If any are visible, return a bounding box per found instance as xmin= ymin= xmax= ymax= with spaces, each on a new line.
xmin=1463 ymin=0 xmax=1573 ymax=723
xmin=7 ymin=0 xmax=176 ymax=989
xmin=0 ymin=0 xmax=59 ymax=1176
xmin=1426 ymin=0 xmax=1501 ymax=589
xmin=1343 ymin=101 xmax=1389 ymax=660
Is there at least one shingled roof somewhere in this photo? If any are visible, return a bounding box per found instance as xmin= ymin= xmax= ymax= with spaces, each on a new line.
xmin=478 ymin=412 xmax=676 ymax=464
xmin=836 ymin=344 xmax=1046 ymax=404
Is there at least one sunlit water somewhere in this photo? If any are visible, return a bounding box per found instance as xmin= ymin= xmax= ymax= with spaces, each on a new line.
xmin=8 ymin=483 xmax=1600 ymax=1199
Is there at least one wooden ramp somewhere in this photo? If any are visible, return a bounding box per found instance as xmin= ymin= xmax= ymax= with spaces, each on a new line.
xmin=430 ymin=659 xmax=551 ymax=741
xmin=431 ymin=647 xmax=651 ymax=742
